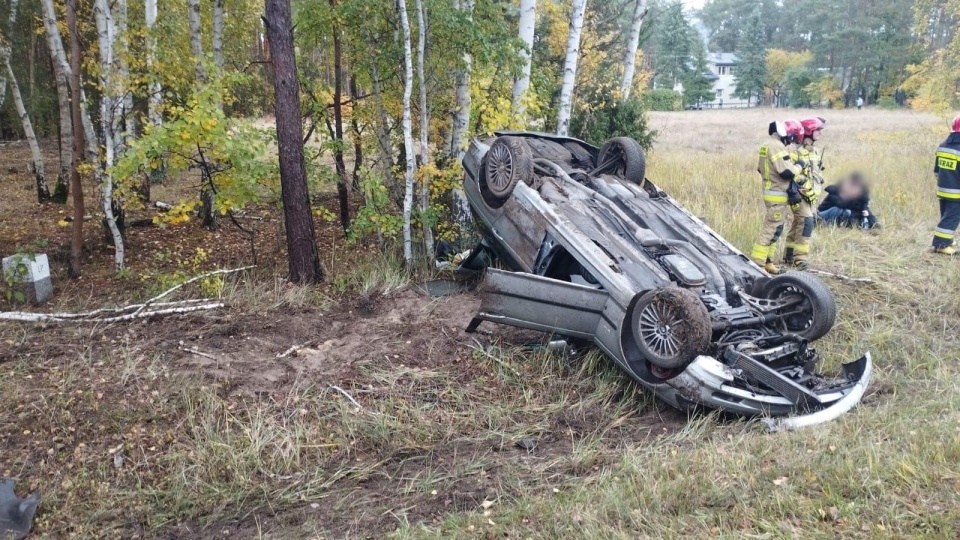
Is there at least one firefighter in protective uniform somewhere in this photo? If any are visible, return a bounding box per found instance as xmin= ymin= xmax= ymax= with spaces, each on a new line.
xmin=750 ymin=120 xmax=804 ymax=274
xmin=931 ymin=114 xmax=960 ymax=254
xmin=783 ymin=117 xmax=827 ymax=269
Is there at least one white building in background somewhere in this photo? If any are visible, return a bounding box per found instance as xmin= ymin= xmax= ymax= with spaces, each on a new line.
xmin=704 ymin=53 xmax=751 ymax=108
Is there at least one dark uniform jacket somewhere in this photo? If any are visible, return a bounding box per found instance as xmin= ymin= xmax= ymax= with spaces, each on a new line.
xmin=935 ymin=132 xmax=960 ymax=200
xmin=818 ymin=184 xmax=870 ymax=214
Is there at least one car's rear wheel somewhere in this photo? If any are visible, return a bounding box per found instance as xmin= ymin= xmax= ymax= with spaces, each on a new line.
xmin=484 ymin=136 xmax=534 ymax=201
xmin=597 ymin=137 xmax=646 ymax=185
xmin=631 ymin=287 xmax=711 ymax=371
xmin=757 ymin=272 xmax=836 ymax=341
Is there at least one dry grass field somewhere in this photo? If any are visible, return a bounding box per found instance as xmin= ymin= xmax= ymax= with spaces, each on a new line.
xmin=3 ymin=108 xmax=960 ymax=539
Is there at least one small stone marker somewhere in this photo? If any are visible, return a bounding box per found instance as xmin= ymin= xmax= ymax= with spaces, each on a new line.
xmin=2 ymin=254 xmax=53 ymax=305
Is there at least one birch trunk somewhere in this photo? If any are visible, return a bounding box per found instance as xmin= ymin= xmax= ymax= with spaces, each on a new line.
xmin=189 ymin=0 xmax=206 ymax=81
xmin=415 ymin=0 xmax=434 ymax=259
xmin=212 ymin=0 xmax=224 ymax=72
xmin=449 ymin=0 xmax=474 ymax=161
xmin=67 ymin=0 xmax=84 ymax=277
xmin=511 ymin=0 xmax=536 ymax=115
xmin=450 ymin=0 xmax=474 ymax=242
xmin=94 ymin=0 xmax=126 ymax=270
xmin=619 ymin=0 xmax=647 ymax=101
xmin=116 ymin=0 xmax=134 ymax=143
xmin=40 ymin=0 xmax=72 ymax=202
xmin=3 ymin=50 xmax=49 ymax=201
xmin=556 ymin=0 xmax=587 ymax=136
xmin=145 ymin=0 xmax=161 ymax=126
xmin=398 ymin=0 xmax=416 ymax=265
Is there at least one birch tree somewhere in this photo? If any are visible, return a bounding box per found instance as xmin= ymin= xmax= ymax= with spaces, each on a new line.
xmin=116 ymin=0 xmax=134 ymax=143
xmin=212 ymin=0 xmax=224 ymax=71
xmin=619 ymin=0 xmax=647 ymax=101
xmin=145 ymin=0 xmax=161 ymax=127
xmin=94 ymin=0 xmax=126 ymax=269
xmin=67 ymin=0 xmax=84 ymax=277
xmin=556 ymin=0 xmax=587 ymax=136
xmin=449 ymin=0 xmax=474 ymax=162
xmin=398 ymin=0 xmax=416 ymax=265
xmin=511 ymin=0 xmax=536 ymax=115
xmin=2 ymin=47 xmax=49 ymax=201
xmin=415 ymin=0 xmax=434 ymax=259
xmin=189 ymin=0 xmax=206 ymax=81
xmin=40 ymin=0 xmax=72 ymax=202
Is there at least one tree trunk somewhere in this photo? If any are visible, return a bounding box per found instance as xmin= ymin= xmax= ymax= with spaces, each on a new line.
xmin=40 ymin=0 xmax=72 ymax=203
xmin=349 ymin=75 xmax=363 ymax=191
xmin=189 ymin=0 xmax=206 ymax=82
xmin=94 ymin=0 xmax=125 ymax=270
xmin=556 ymin=0 xmax=587 ymax=136
xmin=619 ymin=0 xmax=647 ymax=102
xmin=3 ymin=51 xmax=49 ymax=202
xmin=449 ymin=0 xmax=474 ymax=162
xmin=212 ymin=0 xmax=224 ymax=71
xmin=415 ymin=0 xmax=434 ymax=259
xmin=511 ymin=0 xmax=536 ymax=115
xmin=116 ymin=0 xmax=134 ymax=143
xmin=264 ymin=0 xmax=323 ymax=284
xmin=67 ymin=0 xmax=84 ymax=278
xmin=328 ymin=0 xmax=350 ymax=232
xmin=398 ymin=0 xmax=416 ymax=265
xmin=145 ymin=0 xmax=163 ymax=191
xmin=449 ymin=0 xmax=474 ymax=242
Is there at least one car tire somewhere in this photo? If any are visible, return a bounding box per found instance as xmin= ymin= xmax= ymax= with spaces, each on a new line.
xmin=483 ymin=136 xmax=534 ymax=201
xmin=757 ymin=272 xmax=836 ymax=341
xmin=597 ymin=137 xmax=646 ymax=185
xmin=631 ymin=287 xmax=711 ymax=371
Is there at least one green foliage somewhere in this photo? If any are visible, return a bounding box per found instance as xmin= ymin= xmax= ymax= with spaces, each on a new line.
xmin=784 ymin=66 xmax=815 ymax=107
xmin=683 ymin=37 xmax=715 ymax=108
xmin=651 ymin=1 xmax=692 ymax=91
xmin=570 ymin=96 xmax=656 ymax=150
xmin=878 ymin=96 xmax=899 ymax=110
xmin=733 ymin=7 xmax=767 ymax=104
xmin=112 ymin=80 xmax=276 ymax=225
xmin=643 ymin=89 xmax=682 ymax=111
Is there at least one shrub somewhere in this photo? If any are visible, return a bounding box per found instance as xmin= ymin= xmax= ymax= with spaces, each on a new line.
xmin=570 ymin=96 xmax=657 ymax=150
xmin=642 ymin=89 xmax=682 ymax=112
xmin=878 ymin=96 xmax=899 ymax=110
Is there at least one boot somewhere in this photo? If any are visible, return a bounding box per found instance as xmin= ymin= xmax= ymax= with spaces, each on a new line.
xmin=792 ymin=259 xmax=811 ymax=270
xmin=934 ymin=245 xmax=958 ymax=255
xmin=763 ymin=259 xmax=783 ymax=275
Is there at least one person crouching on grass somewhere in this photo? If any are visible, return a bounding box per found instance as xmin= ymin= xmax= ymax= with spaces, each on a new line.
xmin=817 ymin=173 xmax=878 ymax=229
xmin=931 ymin=114 xmax=960 ymax=255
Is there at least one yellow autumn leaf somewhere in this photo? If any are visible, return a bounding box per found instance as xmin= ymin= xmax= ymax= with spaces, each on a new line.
xmin=57 ymin=219 xmax=69 ymax=227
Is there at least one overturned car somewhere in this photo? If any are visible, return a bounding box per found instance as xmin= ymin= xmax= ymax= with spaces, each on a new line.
xmin=459 ymin=132 xmax=871 ymax=429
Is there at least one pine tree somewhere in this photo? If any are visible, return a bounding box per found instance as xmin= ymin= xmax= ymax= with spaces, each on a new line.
xmin=652 ymin=2 xmax=691 ymax=90
xmin=683 ymin=36 xmax=714 ymax=107
xmin=733 ymin=6 xmax=766 ymax=105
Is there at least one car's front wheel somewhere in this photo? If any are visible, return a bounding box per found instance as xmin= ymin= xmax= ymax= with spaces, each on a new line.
xmin=757 ymin=272 xmax=836 ymax=341
xmin=631 ymin=287 xmax=711 ymax=372
xmin=483 ymin=136 xmax=533 ymax=202
xmin=597 ymin=137 xmax=646 ymax=185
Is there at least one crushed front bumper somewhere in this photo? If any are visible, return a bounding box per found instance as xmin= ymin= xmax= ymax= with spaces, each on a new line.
xmin=663 ymin=353 xmax=873 ymax=430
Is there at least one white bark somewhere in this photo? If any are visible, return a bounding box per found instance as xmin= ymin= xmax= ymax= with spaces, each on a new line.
xmin=145 ymin=0 xmax=161 ymax=126
xmin=212 ymin=0 xmax=224 ymax=71
xmin=556 ymin=0 xmax=587 ymax=136
xmin=449 ymin=0 xmax=474 ymax=162
xmin=95 ymin=0 xmax=125 ymax=270
xmin=619 ymin=0 xmax=647 ymax=101
xmin=398 ymin=0 xmax=416 ymax=265
xmin=511 ymin=0 xmax=536 ymax=115
xmin=189 ymin=0 xmax=206 ymax=81
xmin=2 ymin=48 xmax=48 ymax=199
xmin=40 ymin=0 xmax=73 ymax=196
xmin=415 ymin=0 xmax=434 ymax=259
xmin=116 ymin=0 xmax=135 ymax=143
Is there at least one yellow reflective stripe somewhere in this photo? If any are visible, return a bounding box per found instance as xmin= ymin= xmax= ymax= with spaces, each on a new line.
xmin=771 ymin=151 xmax=791 ymax=161
xmin=934 ymin=229 xmax=955 ymax=239
xmin=750 ymin=244 xmax=769 ymax=261
xmin=936 ymin=151 xmax=958 ymax=160
xmin=937 ymin=190 xmax=960 ymax=199
xmin=938 ymin=146 xmax=960 ymax=157
xmin=794 ymin=244 xmax=810 ymax=254
xmin=763 ymin=190 xmax=788 ymax=203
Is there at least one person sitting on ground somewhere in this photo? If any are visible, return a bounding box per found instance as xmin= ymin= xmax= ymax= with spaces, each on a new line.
xmin=817 ymin=173 xmax=878 ymax=228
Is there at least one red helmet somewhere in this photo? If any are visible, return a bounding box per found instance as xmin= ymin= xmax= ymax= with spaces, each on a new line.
xmin=801 ymin=117 xmax=826 ymax=138
xmin=952 ymin=114 xmax=960 ymax=133
xmin=783 ymin=119 xmax=804 ymax=142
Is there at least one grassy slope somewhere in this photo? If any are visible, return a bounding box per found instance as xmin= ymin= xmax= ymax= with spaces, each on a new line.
xmin=402 ymin=109 xmax=960 ymax=539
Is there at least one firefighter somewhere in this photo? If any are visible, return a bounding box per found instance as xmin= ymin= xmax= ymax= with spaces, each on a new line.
xmin=750 ymin=120 xmax=804 ymax=274
xmin=932 ymin=114 xmax=960 ymax=255
xmin=783 ymin=117 xmax=826 ymax=269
